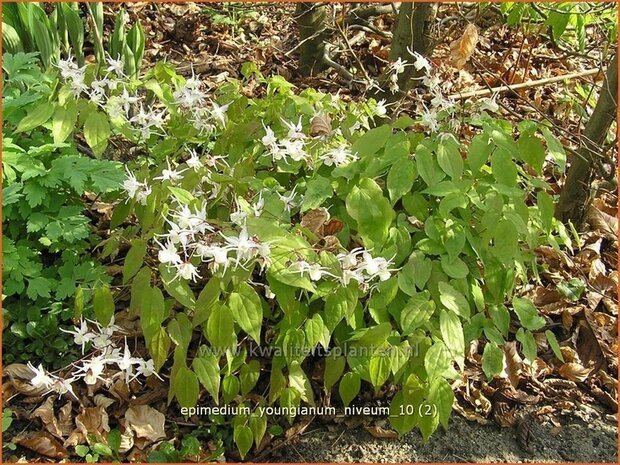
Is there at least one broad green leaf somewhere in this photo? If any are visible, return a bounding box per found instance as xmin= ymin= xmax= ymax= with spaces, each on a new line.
xmin=557 ymin=278 xmax=585 ymax=302
xmin=304 ymin=313 xmax=330 ymax=350
xmin=481 ymin=342 xmax=504 ymax=379
xmin=83 ymin=111 xmax=110 ymax=157
xmin=387 ymin=158 xmax=416 ymax=203
xmin=516 ymin=328 xmax=538 ymax=364
xmin=93 ymin=285 xmax=114 ymax=327
xmin=249 ymin=412 xmax=267 ymax=448
xmin=168 ymin=313 xmax=193 ymax=352
xmin=302 ymin=176 xmax=333 ymax=211
xmin=122 ymin=239 xmax=147 ymax=284
xmin=518 ymin=133 xmax=546 ymax=174
xmin=537 ymin=191 xmax=554 ymax=233
xmin=148 ymin=327 xmax=171 ymax=371
xmin=424 ymin=341 xmax=451 ymax=379
xmin=488 ymin=304 xmax=510 ymax=337
xmin=438 ymin=282 xmax=470 ymax=319
xmin=467 ymin=134 xmax=493 ymax=173
xmin=192 ymin=353 xmax=221 ymax=404
xmin=346 ymin=177 xmax=394 ymax=247
xmin=440 ymin=310 xmax=464 ymax=370
xmin=351 ymin=124 xmax=391 ymax=157
xmin=15 ymin=101 xmax=54 ymax=133
xmin=440 ymin=255 xmax=469 ymax=279
xmin=339 ymin=372 xmax=360 ymax=407
xmin=416 ymin=144 xmax=444 ymax=186
xmin=324 ymin=353 xmax=346 ymax=392
xmin=234 ymin=425 xmax=253 ymax=459
xmin=436 ymin=135 xmax=463 ymax=179
xmin=52 ymin=101 xmax=78 ymax=143
xmin=324 ymin=284 xmax=357 ymax=331
xmin=228 ymin=283 xmax=263 ymax=343
xmin=174 ymin=366 xmax=199 ymax=409
xmin=427 ymin=377 xmax=454 ymax=430
xmin=140 ymin=287 xmax=166 ymax=343
xmin=369 ymin=351 xmax=391 ymax=389
xmin=400 ymin=292 xmax=435 ymax=334
xmin=159 ymin=264 xmax=196 ymax=309
xmin=512 ymin=297 xmax=546 ymax=331
xmin=206 ymin=304 xmax=236 ymax=350
xmin=222 ymin=375 xmax=240 ymax=404
xmin=491 ymin=148 xmax=517 ymax=186
xmin=240 ymin=360 xmax=261 ymax=395
xmin=288 ymin=361 xmax=315 ymax=406
xmin=193 ymin=277 xmax=221 ymax=327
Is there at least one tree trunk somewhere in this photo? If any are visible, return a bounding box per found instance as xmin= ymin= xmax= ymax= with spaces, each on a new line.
xmin=295 ymin=3 xmax=328 ymax=77
xmin=373 ymin=2 xmax=435 ymax=103
xmin=555 ymin=53 xmax=618 ymax=227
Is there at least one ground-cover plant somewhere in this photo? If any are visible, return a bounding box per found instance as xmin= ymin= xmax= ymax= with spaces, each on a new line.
xmin=2 ymin=52 xmax=124 ymax=367
xmin=18 ymin=50 xmax=574 ymax=459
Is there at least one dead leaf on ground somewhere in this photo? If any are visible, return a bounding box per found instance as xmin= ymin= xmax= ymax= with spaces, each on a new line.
xmin=75 ymin=406 xmax=110 ymax=443
xmin=558 ymin=362 xmax=592 ymax=382
xmin=364 ymin=423 xmax=399 ymax=438
xmin=32 ymin=397 xmax=63 ymax=439
xmin=449 ymin=24 xmax=479 ymax=69
xmin=125 ymin=405 xmax=166 ymax=443
xmin=15 ymin=432 xmax=69 ymax=459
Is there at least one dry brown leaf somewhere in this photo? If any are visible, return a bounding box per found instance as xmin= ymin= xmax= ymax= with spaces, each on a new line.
xmin=76 ymin=406 xmax=110 ymax=444
xmin=58 ymin=402 xmax=74 ymax=437
xmin=300 ymin=208 xmax=330 ymax=235
xmin=449 ymin=23 xmax=479 ymax=69
xmin=32 ymin=397 xmax=63 ymax=439
xmin=558 ymin=362 xmax=592 ymax=382
xmin=94 ymin=394 xmax=116 ymax=409
xmin=125 ymin=405 xmax=166 ymax=443
xmin=503 ymin=341 xmax=523 ymax=387
xmin=310 ymin=114 xmax=332 ymax=137
xmin=364 ymin=424 xmax=399 ymax=439
xmin=575 ymin=318 xmax=607 ymax=373
xmin=15 ymin=432 xmax=69 ymax=459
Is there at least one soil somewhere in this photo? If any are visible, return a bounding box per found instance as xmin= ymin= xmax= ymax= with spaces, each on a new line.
xmin=270 ymin=407 xmax=618 ymax=463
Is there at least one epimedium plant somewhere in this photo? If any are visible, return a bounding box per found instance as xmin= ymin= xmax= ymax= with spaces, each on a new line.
xmin=20 ymin=49 xmax=574 ymax=459
xmin=90 ymin=60 xmax=572 ymax=457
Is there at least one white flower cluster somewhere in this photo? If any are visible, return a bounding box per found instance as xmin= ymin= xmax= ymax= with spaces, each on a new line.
xmin=261 ymin=118 xmax=358 ymax=168
xmin=27 ymin=318 xmax=160 ymax=399
xmin=292 ymin=248 xmax=395 ymax=291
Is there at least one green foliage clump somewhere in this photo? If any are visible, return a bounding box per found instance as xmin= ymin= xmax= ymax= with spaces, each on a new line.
xmin=2 ymin=53 xmax=123 ymax=367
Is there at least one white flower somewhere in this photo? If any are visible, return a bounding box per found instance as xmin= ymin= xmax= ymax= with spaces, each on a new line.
xmin=230 ymin=209 xmax=248 ymax=226
xmin=420 ymin=108 xmax=439 ymax=132
xmin=186 ymin=149 xmax=203 ymax=171
xmin=211 ymin=101 xmax=230 ymax=127
xmin=479 ymin=97 xmax=499 ymax=113
xmin=76 ymin=355 xmax=108 ymax=385
xmin=27 ymin=363 xmax=54 ymax=389
xmin=337 ymin=248 xmax=365 ymax=269
xmin=411 ymin=51 xmax=432 ymax=74
xmin=60 ymin=319 xmax=95 ymax=354
xmin=154 ymin=159 xmax=187 ymax=182
xmin=223 ymin=227 xmax=260 ymax=264
xmin=281 ymin=138 xmax=307 ymax=162
xmin=292 ymin=260 xmax=329 ymax=281
xmin=50 ymin=377 xmax=77 ymax=398
xmin=282 ymin=117 xmax=305 ymax=140
xmin=320 ymin=145 xmax=358 ymax=167
xmin=392 ymin=57 xmax=408 ymax=75
xmin=134 ymin=359 xmax=162 ymax=380
xmin=252 ymin=193 xmax=264 ymax=217
xmin=172 ymin=203 xmax=212 ymax=233
xmin=106 ymin=54 xmax=125 ymax=76
xmin=375 ymin=99 xmax=388 ymax=117
xmin=123 ymin=167 xmax=143 ymax=198
xmin=156 ymin=239 xmax=183 ymax=265
xmin=118 ymin=88 xmax=139 ymax=115
xmin=261 ymin=124 xmax=278 ymax=148
xmin=264 ymin=285 xmax=275 ymax=299
xmin=135 ymin=184 xmax=152 ymax=205
xmin=278 ymin=187 xmax=299 ymax=213
xmin=175 ymin=261 xmax=201 ymax=282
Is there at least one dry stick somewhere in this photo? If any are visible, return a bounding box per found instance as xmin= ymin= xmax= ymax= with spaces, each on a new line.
xmin=449 ymin=68 xmax=600 ymax=100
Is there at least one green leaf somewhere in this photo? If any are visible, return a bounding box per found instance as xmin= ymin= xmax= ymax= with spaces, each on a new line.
xmin=440 ymin=255 xmax=469 ymax=279
xmin=107 ymin=429 xmax=121 ymax=454
xmin=249 ymin=412 xmax=267 ymax=448
xmin=193 ymin=277 xmax=221 ymax=327
xmin=302 ymin=176 xmax=333 ymax=211
xmin=222 ymin=375 xmax=240 ymax=404
xmin=159 ymin=264 xmax=196 ymax=309
xmin=324 ymin=353 xmax=346 ymax=392
xmin=438 ymin=282 xmax=470 ymax=319
xmin=206 ymin=304 xmax=236 ymax=350
xmin=123 ymin=239 xmax=147 ymax=284
xmin=440 ymin=310 xmax=464 ymax=370
xmin=387 ymin=158 xmax=416 ymax=203
xmin=240 ymin=360 xmax=261 ymax=395
xmin=140 ymin=287 xmax=166 ymax=343
xmin=346 ymin=178 xmax=393 ymax=247
xmin=174 ymin=366 xmax=199 ymax=409
xmin=324 ymin=284 xmax=357 ymax=331
xmin=481 ymin=342 xmax=504 ymax=379
xmin=93 ymin=285 xmax=114 ymax=326
xmin=427 ymin=377 xmax=453 ymax=430
xmin=339 ymin=372 xmax=360 ymax=407
xmin=228 ymin=283 xmax=263 ymax=343
xmin=545 ymin=330 xmax=564 ymax=362
xmin=512 ymin=297 xmax=545 ymax=331
xmin=424 ymin=341 xmax=451 ymax=379
xmin=288 ymin=361 xmax=315 ymax=406
xmin=147 ymin=327 xmax=170 ymax=372
xmin=488 ymin=304 xmax=510 ymax=337
xmin=536 ymin=191 xmax=554 ymax=233
xmin=52 ymin=101 xmax=78 ymax=143
xmin=467 ymin=134 xmax=493 ymax=173
xmin=516 ymin=328 xmax=537 ymax=364
xmin=15 ymin=101 xmax=54 ymax=132
xmin=518 ymin=133 xmax=546 ymax=174
xmin=436 ymin=135 xmax=463 ymax=179
xmin=351 ymin=124 xmax=391 ymax=157
xmin=168 ymin=313 xmax=193 ymax=352
xmin=493 ymin=218 xmax=519 ymax=263
xmin=167 ymin=186 xmax=195 ymax=204
xmin=556 ymin=278 xmax=585 ymax=302
xmin=304 ymin=313 xmax=330 ymax=350
xmin=400 ymin=293 xmax=435 ymax=334
xmin=416 ymin=144 xmax=444 ymax=186
xmin=26 ymin=276 xmax=51 ymax=299
xmin=491 ymin=149 xmax=517 ymax=186
xmin=234 ymin=425 xmax=254 ymax=459
xmin=83 ymin=111 xmax=110 ymax=157
xmin=192 ymin=353 xmax=221 ymax=404
xmin=369 ymin=351 xmax=391 ymax=390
